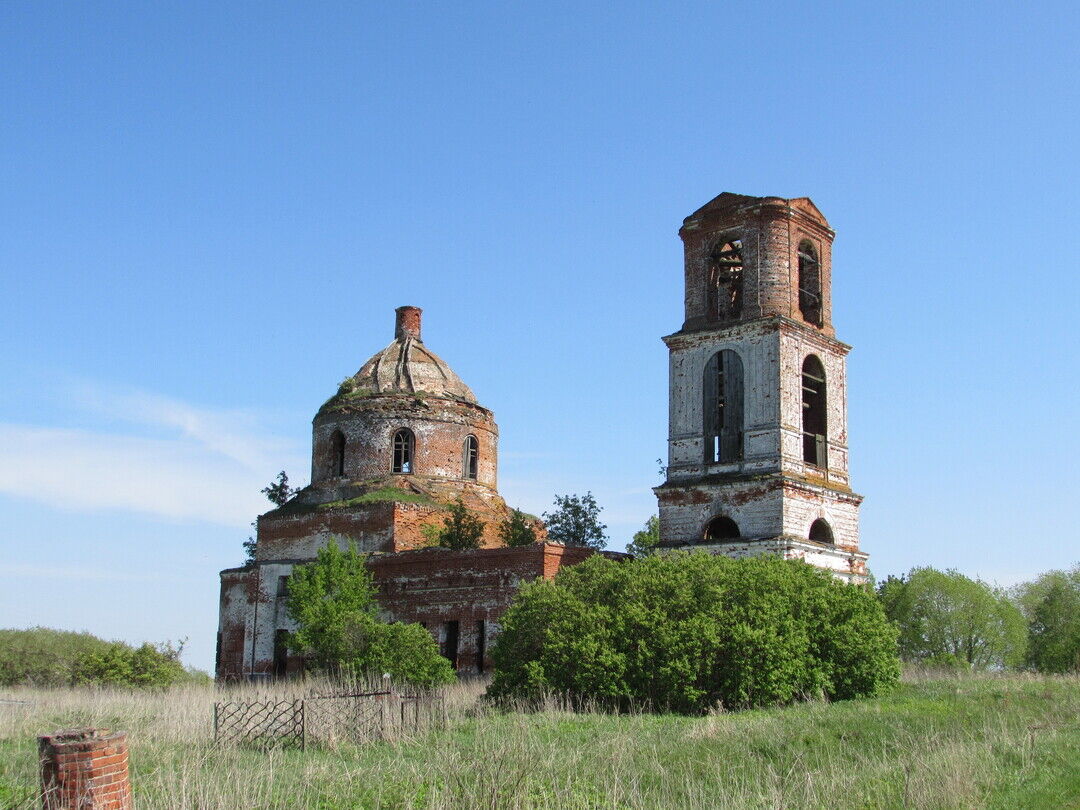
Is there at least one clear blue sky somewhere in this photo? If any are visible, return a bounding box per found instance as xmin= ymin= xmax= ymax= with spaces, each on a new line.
xmin=2 ymin=1 xmax=1078 ymax=674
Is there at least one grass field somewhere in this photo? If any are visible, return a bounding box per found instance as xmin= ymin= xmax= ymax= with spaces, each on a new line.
xmin=1 ymin=671 xmax=1077 ymax=809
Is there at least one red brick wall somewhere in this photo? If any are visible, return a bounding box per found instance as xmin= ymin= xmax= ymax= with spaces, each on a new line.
xmin=217 ymin=567 xmax=257 ymax=680
xmin=679 ymin=195 xmax=835 ymax=337
xmin=39 ymin=729 xmax=131 ymax=810
xmin=311 ymin=397 xmax=499 ymax=488
xmin=256 ymin=502 xmax=397 ymax=559
xmin=369 ymin=544 xmax=616 ymax=672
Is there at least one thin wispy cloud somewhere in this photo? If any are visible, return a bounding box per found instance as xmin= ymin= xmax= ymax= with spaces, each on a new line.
xmin=0 ymin=385 xmax=307 ymax=527
xmin=73 ymin=385 xmax=296 ymax=472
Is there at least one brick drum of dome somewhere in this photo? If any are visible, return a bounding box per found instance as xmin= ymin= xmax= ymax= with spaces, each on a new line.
xmin=38 ymin=728 xmax=132 ymax=810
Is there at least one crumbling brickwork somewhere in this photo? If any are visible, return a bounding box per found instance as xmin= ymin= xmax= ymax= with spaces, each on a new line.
xmin=218 ymin=543 xmax=612 ymax=678
xmin=39 ymin=729 xmax=132 ymax=810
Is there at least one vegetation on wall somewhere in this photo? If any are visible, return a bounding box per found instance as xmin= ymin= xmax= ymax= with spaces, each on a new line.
xmin=422 ymin=498 xmax=485 ymax=550
xmin=542 ymin=492 xmax=608 ymax=550
xmin=284 ymin=540 xmax=455 ymax=686
xmin=261 ymin=470 xmax=297 ymax=507
xmin=487 ymin=553 xmax=899 ymax=713
xmin=499 ymin=508 xmax=538 ymax=547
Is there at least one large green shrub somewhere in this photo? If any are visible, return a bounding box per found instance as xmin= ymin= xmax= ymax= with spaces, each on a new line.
xmin=285 ymin=540 xmax=455 ymax=687
xmin=72 ymin=641 xmax=192 ymax=688
xmin=487 ymin=553 xmax=899 ymax=713
xmin=0 ymin=628 xmax=207 ymax=688
xmin=0 ymin=628 xmax=115 ymax=686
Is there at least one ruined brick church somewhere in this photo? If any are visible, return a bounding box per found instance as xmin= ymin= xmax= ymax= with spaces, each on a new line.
xmin=216 ymin=192 xmax=866 ymax=680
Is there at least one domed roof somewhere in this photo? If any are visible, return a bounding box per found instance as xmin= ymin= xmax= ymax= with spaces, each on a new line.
xmin=336 ymin=306 xmax=477 ymax=404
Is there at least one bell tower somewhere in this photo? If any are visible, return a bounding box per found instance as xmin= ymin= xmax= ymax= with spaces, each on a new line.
xmin=654 ymin=193 xmax=867 ymax=581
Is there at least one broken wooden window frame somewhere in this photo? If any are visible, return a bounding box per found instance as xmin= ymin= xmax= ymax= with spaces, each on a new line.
xmin=463 ymin=435 xmax=479 ymax=480
xmin=797 ymin=239 xmax=823 ymax=327
xmin=330 ymin=429 xmax=346 ymax=478
xmin=392 ymin=428 xmax=414 ymax=474
xmin=704 ymin=348 xmax=744 ymax=463
xmin=707 ymin=238 xmax=744 ymax=320
xmin=801 ymin=355 xmax=828 ymax=468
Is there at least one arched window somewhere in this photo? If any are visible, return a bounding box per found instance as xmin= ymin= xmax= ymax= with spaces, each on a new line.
xmin=330 ymin=430 xmax=345 ymax=478
xmin=703 ymin=349 xmax=744 ymax=463
xmin=802 ymin=355 xmax=827 ymax=467
xmin=463 ymin=435 xmax=479 ymax=480
xmin=704 ymin=516 xmax=740 ymax=541
xmin=797 ymin=240 xmax=822 ymax=326
xmin=809 ymin=518 xmax=834 ymax=544
xmin=707 ymin=238 xmax=743 ymax=320
xmin=392 ymin=429 xmax=414 ymax=474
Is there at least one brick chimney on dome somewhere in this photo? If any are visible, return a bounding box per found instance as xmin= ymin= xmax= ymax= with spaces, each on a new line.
xmin=395 ymin=306 xmax=422 ymax=341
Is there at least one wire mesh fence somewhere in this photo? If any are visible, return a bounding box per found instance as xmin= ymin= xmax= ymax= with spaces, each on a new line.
xmin=213 ymin=690 xmax=444 ymax=750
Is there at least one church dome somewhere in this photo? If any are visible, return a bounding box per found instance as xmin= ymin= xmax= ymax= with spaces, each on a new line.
xmin=348 ymin=306 xmax=477 ymax=403
xmin=310 ymin=306 xmax=498 ymax=491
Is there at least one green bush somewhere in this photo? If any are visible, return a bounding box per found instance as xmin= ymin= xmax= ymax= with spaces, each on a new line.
xmin=487 ymin=553 xmax=899 ymax=713
xmin=0 ymin=628 xmax=115 ymax=686
xmin=72 ymin=641 xmax=195 ymax=689
xmin=0 ymin=628 xmax=207 ymax=688
xmin=878 ymin=567 xmax=1027 ymax=669
xmin=286 ymin=540 xmax=455 ymax=687
xmin=338 ymin=615 xmax=456 ymax=688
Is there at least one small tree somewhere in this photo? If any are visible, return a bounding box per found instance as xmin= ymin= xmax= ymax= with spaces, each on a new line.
xmin=430 ymin=499 xmax=485 ymax=550
xmin=285 ymin=540 xmax=378 ymax=669
xmin=543 ymin=492 xmax=607 ymax=550
xmin=878 ymin=567 xmax=1026 ymax=669
xmin=626 ymin=515 xmax=660 ymax=557
xmin=262 ymin=471 xmax=296 ymax=507
xmin=1014 ymin=565 xmax=1080 ymax=673
xmin=500 ymin=509 xmax=538 ymax=547
xmin=242 ymin=470 xmax=298 ymax=565
xmin=285 ymin=539 xmax=454 ymax=685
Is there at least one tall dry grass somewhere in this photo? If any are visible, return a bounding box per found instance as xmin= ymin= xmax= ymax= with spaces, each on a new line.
xmin=1 ymin=671 xmax=1077 ymax=809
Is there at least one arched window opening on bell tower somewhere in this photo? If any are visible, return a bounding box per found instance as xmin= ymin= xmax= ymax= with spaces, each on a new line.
xmin=809 ymin=518 xmax=834 ymax=544
xmin=704 ymin=349 xmax=744 ymax=463
xmin=707 ymin=238 xmax=743 ymax=320
xmin=463 ymin=435 xmax=479 ymax=480
xmin=392 ymin=429 xmax=414 ymax=474
xmin=797 ymin=240 xmax=822 ymax=326
xmin=801 ymin=355 xmax=827 ymax=467
xmin=704 ymin=516 xmax=740 ymax=541
xmin=330 ymin=430 xmax=345 ymax=478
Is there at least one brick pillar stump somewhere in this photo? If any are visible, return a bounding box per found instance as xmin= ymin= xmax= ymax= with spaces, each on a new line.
xmin=38 ymin=728 xmax=132 ymax=810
